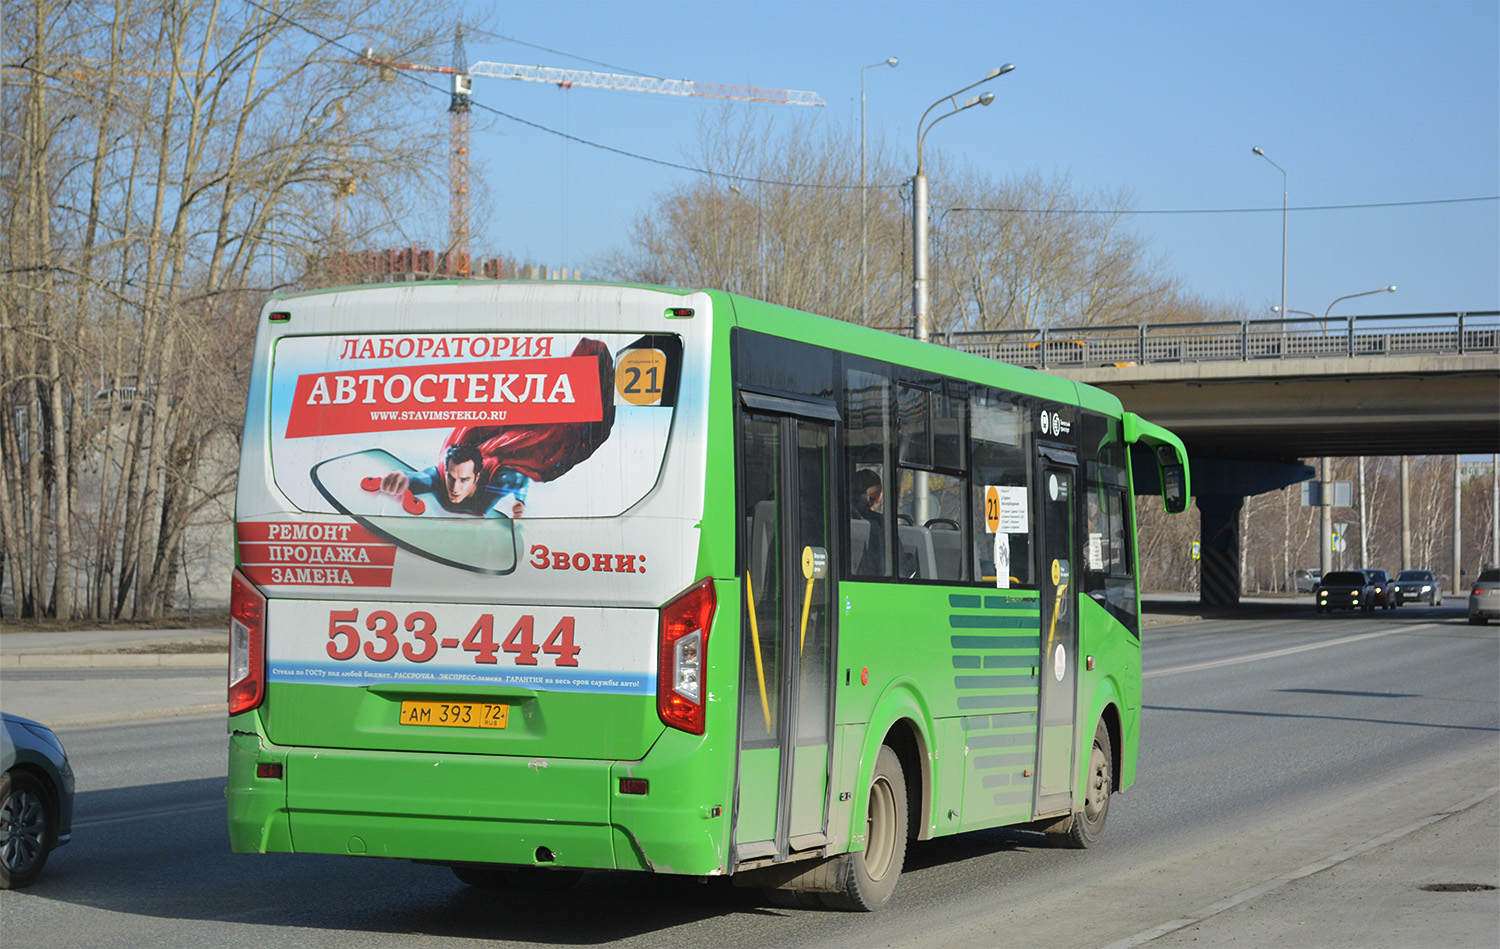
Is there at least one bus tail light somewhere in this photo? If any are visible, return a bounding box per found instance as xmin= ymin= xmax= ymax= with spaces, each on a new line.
xmin=229 ymin=568 xmax=266 ymax=715
xmin=658 ymin=578 xmax=716 ymax=735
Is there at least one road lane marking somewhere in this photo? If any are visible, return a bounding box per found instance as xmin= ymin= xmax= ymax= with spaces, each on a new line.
xmin=1145 ymin=625 xmax=1435 ymax=679
xmin=74 ymin=800 xmax=224 ymax=828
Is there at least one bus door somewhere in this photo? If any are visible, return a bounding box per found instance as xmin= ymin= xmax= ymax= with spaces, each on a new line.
xmin=735 ymin=396 xmax=837 ymax=862
xmin=1034 ymin=451 xmax=1080 ymax=816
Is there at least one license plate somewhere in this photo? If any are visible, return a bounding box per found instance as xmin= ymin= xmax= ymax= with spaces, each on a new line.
xmin=399 ymin=701 xmax=509 ymax=729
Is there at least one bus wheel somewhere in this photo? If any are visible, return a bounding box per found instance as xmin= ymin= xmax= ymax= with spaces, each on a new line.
xmin=821 ymin=745 xmax=908 ymax=911
xmin=1048 ymin=720 xmax=1112 ymax=849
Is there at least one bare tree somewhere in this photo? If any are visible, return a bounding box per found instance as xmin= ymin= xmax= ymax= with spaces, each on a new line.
xmin=604 ymin=110 xmax=1219 ymax=338
xmin=931 ymin=168 xmax=1180 ymax=334
xmin=2 ymin=0 xmax=455 ymax=618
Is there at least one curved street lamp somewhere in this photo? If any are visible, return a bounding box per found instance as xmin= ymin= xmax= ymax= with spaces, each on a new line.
xmin=912 ymin=65 xmax=1014 ymax=341
xmin=861 ymin=56 xmax=898 ymax=324
xmin=1310 ymin=284 xmax=1397 ymax=575
xmin=1323 ymin=285 xmax=1397 ymax=325
xmin=1252 ymin=146 xmax=1288 ymax=328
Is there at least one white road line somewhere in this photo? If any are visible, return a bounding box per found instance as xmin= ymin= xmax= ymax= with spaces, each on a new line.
xmin=1145 ymin=624 xmax=1436 ymax=679
xmin=74 ymin=799 xmax=224 ymax=828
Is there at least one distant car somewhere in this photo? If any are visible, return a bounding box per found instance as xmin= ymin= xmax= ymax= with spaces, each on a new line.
xmin=1469 ymin=568 xmax=1500 ymax=625
xmin=1393 ymin=569 xmax=1443 ymax=606
xmin=1316 ymin=570 xmax=1378 ymax=613
xmin=1290 ymin=568 xmax=1322 ymax=593
xmin=1360 ymin=569 xmax=1399 ymax=609
xmin=1 ymin=713 xmax=75 ymax=889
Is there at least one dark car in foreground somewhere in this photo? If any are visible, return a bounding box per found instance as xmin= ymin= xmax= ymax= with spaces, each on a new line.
xmin=1360 ymin=569 xmax=1399 ymax=609
xmin=1470 ymin=568 xmax=1500 ymax=625
xmin=1316 ymin=570 xmax=1378 ymax=613
xmin=1393 ymin=569 xmax=1443 ymax=606
xmin=1 ymin=713 xmax=75 ymax=889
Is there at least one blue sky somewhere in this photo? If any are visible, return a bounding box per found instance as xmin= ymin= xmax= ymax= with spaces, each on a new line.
xmin=416 ymin=0 xmax=1497 ymax=319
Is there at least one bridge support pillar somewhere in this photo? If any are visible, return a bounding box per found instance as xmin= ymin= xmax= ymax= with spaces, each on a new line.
xmin=1198 ymin=494 xmax=1243 ymax=608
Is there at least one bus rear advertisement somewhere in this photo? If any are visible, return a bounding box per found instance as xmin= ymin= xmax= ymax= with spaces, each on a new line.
xmin=228 ymin=282 xmax=1188 ymax=910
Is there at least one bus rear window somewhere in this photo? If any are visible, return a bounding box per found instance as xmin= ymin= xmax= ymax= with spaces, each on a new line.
xmin=268 ymin=332 xmax=681 ymax=525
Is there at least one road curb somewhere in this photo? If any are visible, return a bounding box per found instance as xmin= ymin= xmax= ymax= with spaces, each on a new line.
xmin=46 ymin=703 xmax=226 ymax=729
xmin=1 ymin=651 xmax=226 ymax=670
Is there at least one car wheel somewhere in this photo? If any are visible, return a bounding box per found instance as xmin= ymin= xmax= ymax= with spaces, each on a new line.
xmin=1 ymin=770 xmax=55 ymax=890
xmin=821 ymin=745 xmax=908 ymax=911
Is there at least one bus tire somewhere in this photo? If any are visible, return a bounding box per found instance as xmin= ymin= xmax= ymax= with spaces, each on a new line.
xmin=821 ymin=745 xmax=907 ymax=911
xmin=1048 ymin=719 xmax=1112 ymax=849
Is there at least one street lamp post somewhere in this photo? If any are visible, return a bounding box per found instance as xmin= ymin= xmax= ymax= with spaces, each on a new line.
xmin=1323 ymin=285 xmax=1397 ymax=338
xmin=1315 ymin=285 xmax=1397 ymax=576
xmin=1252 ymin=147 xmax=1287 ymax=329
xmin=861 ymin=56 xmax=898 ymax=325
xmin=912 ymin=64 xmax=1014 ymax=342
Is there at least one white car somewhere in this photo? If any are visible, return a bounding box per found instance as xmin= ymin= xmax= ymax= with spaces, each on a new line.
xmin=1469 ymin=568 xmax=1500 ymax=625
xmin=1289 ymin=568 xmax=1322 ymax=593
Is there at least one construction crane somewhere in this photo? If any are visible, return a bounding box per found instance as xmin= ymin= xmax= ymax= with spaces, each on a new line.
xmin=359 ymin=28 xmax=474 ymax=274
xmin=467 ymin=61 xmax=826 ymax=107
xmin=358 ymin=29 xmax=824 ymax=277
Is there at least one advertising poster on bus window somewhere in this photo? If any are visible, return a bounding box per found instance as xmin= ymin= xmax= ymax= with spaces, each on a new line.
xmin=260 ymin=332 xmax=679 ymax=579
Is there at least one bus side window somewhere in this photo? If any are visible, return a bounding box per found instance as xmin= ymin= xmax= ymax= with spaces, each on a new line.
xmin=970 ymin=390 xmax=1034 ymax=588
xmin=845 ymin=367 xmax=892 ymax=579
xmin=1084 ymin=449 xmax=1138 ymax=629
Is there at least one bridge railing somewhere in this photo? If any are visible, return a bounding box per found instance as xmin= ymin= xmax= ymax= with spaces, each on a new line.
xmin=932 ymin=311 xmax=1499 ymax=369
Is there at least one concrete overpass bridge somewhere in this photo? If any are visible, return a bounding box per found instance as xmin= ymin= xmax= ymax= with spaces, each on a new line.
xmin=937 ymin=311 xmax=1500 ymax=606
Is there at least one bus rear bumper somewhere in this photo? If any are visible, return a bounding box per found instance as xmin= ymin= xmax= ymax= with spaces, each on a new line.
xmin=226 ymin=730 xmax=727 ymax=874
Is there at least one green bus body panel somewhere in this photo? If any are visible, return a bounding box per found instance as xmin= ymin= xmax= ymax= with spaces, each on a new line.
xmin=227 ymin=714 xmax=736 ymax=875
xmin=836 ymin=584 xmax=1042 ymax=725
xmin=1077 ymin=596 xmax=1142 ymax=792
xmin=226 ymin=730 xmax=291 ymax=853
xmin=284 ymin=745 xmax=618 ymax=866
xmin=693 ymin=291 xmax=740 ymax=583
xmin=835 ymin=584 xmax=1046 ymax=842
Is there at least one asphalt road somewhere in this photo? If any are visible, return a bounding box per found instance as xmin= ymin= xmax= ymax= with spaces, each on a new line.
xmin=1 ymin=601 xmax=1496 ymax=947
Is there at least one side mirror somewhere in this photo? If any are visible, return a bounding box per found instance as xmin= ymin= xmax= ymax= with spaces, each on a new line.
xmin=1162 ymin=463 xmax=1187 ymax=514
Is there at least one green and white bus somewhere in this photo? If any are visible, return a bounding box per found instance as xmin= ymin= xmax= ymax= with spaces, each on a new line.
xmin=227 ymin=281 xmax=1189 ymax=910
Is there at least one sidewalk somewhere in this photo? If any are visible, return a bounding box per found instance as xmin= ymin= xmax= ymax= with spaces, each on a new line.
xmin=0 ymin=626 xmax=226 ymax=670
xmin=0 ymin=627 xmax=227 ymax=727
xmin=1136 ymin=785 xmax=1500 ymax=949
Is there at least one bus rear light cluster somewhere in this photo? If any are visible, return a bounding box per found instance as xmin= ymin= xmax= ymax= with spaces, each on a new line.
xmin=657 ymin=578 xmax=716 ymax=735
xmin=229 ymin=568 xmax=267 ymax=715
